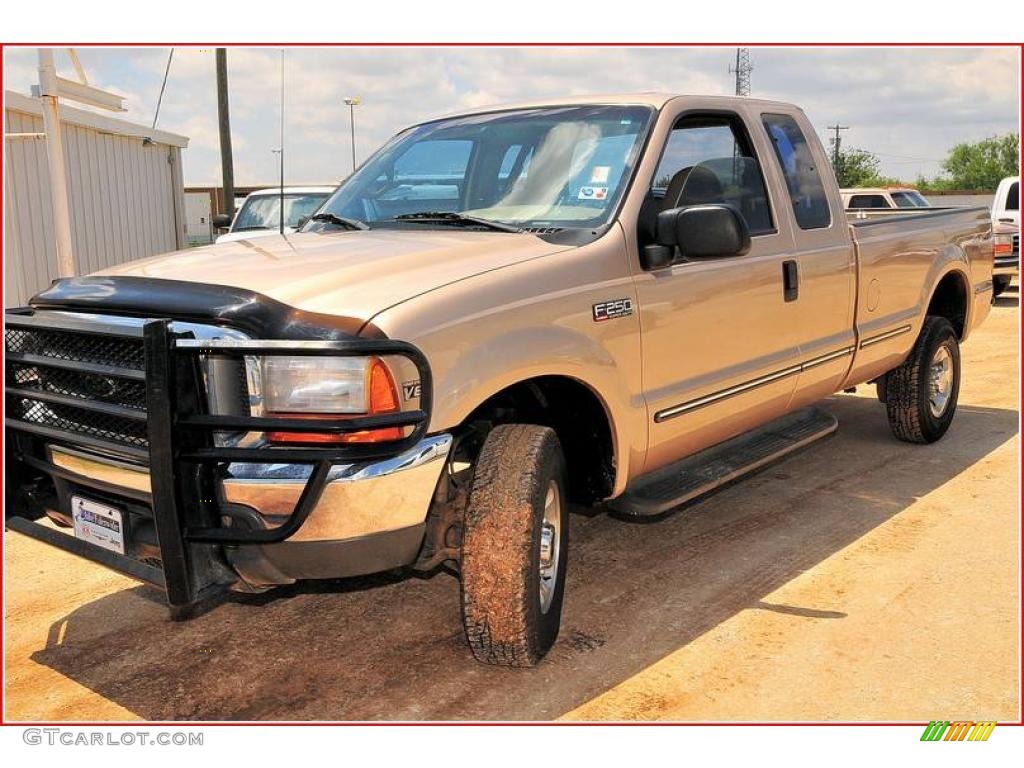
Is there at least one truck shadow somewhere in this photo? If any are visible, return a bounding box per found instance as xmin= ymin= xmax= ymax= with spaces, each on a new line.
xmin=27 ymin=395 xmax=1018 ymax=721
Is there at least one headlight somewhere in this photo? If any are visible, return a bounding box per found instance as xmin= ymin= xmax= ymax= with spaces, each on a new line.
xmin=262 ymin=356 xmax=371 ymax=414
xmin=261 ymin=355 xmax=403 ymax=445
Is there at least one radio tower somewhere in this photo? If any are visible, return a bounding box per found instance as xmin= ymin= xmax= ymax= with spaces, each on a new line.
xmin=729 ymin=48 xmax=752 ymax=96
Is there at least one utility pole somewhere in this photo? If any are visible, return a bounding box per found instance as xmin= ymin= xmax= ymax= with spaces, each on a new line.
xmin=216 ymin=48 xmax=235 ymax=221
xmin=827 ymin=123 xmax=850 ymax=174
xmin=729 ymin=48 xmax=752 ymax=97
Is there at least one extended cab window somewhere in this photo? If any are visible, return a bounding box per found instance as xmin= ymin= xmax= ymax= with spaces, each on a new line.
xmin=640 ymin=114 xmax=774 ymax=243
xmin=849 ymin=194 xmax=891 ymax=209
xmin=762 ymin=113 xmax=831 ymax=230
xmin=1007 ymin=182 xmax=1019 ymax=211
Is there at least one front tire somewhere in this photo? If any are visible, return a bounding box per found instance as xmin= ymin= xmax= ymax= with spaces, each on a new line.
xmin=884 ymin=316 xmax=961 ymax=444
xmin=460 ymin=424 xmax=569 ymax=667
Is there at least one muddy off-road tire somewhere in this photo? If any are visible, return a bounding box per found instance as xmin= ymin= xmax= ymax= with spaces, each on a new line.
xmin=460 ymin=424 xmax=569 ymax=667
xmin=884 ymin=316 xmax=960 ymax=444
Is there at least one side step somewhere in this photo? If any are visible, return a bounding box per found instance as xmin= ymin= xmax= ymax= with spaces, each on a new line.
xmin=610 ymin=407 xmax=838 ymax=517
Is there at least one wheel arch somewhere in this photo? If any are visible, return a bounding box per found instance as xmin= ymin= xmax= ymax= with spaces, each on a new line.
xmin=456 ymin=373 xmax=621 ymax=505
xmin=926 ymin=266 xmax=971 ymax=340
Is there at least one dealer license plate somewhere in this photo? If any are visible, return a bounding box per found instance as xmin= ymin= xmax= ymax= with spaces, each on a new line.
xmin=71 ymin=495 xmax=125 ymax=555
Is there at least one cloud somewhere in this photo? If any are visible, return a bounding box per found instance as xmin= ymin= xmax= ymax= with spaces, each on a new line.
xmin=4 ymin=46 xmax=1019 ymax=184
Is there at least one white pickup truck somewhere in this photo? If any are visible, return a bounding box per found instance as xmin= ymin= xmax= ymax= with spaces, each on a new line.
xmin=841 ymin=187 xmax=931 ymax=213
xmin=213 ymin=186 xmax=335 ymax=244
xmin=991 ymin=176 xmax=1019 ymax=297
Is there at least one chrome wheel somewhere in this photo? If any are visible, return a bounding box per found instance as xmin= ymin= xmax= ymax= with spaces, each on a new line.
xmin=928 ymin=343 xmax=954 ymax=418
xmin=538 ymin=479 xmax=562 ymax=614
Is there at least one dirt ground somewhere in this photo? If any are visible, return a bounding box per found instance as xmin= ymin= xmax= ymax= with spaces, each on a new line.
xmin=4 ymin=288 xmax=1019 ymax=722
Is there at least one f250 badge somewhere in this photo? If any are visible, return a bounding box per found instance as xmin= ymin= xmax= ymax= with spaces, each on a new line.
xmin=592 ymin=298 xmax=634 ymax=322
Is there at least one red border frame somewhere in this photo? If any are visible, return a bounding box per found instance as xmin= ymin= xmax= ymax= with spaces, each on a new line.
xmin=0 ymin=41 xmax=1021 ymax=728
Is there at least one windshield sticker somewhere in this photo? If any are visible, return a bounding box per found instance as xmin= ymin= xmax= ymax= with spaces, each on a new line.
xmin=590 ymin=166 xmax=611 ymax=184
xmin=578 ymin=186 xmax=608 ymax=201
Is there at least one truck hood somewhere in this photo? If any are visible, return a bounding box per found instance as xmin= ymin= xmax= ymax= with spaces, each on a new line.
xmin=97 ymin=229 xmax=570 ymax=322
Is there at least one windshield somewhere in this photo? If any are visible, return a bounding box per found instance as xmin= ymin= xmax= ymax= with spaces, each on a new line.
xmin=312 ymin=105 xmax=653 ymax=231
xmin=891 ymin=190 xmax=930 ymax=208
xmin=233 ymin=192 xmax=330 ymax=231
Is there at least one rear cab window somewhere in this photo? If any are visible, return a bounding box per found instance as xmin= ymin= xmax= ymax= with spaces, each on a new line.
xmin=849 ymin=194 xmax=891 ymax=209
xmin=762 ymin=113 xmax=832 ymax=230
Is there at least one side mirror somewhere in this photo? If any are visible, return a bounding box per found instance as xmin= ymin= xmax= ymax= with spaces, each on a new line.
xmin=655 ymin=204 xmax=751 ymax=260
xmin=212 ymin=213 xmax=233 ymax=230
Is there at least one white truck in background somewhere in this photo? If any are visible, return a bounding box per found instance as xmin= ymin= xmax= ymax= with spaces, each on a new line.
xmin=841 ymin=187 xmax=932 ymax=212
xmin=991 ymin=176 xmax=1019 ymax=297
xmin=213 ymin=186 xmax=336 ymax=244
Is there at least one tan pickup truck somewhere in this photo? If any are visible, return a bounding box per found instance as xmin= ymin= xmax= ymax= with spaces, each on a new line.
xmin=5 ymin=94 xmax=994 ymax=667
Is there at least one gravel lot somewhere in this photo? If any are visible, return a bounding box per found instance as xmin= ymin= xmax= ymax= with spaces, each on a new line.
xmin=4 ymin=287 xmax=1019 ymax=722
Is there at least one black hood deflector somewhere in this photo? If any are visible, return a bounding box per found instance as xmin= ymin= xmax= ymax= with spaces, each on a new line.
xmin=30 ymin=276 xmax=381 ymax=340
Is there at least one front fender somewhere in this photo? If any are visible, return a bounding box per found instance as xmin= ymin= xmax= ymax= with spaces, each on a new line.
xmin=427 ymin=325 xmax=643 ymax=496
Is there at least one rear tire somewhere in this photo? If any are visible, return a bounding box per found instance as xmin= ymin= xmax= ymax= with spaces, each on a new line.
xmin=884 ymin=316 xmax=960 ymax=444
xmin=993 ymin=275 xmax=1011 ymax=298
xmin=460 ymin=424 xmax=568 ymax=667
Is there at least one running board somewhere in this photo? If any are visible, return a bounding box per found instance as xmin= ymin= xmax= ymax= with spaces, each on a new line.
xmin=610 ymin=407 xmax=838 ymax=517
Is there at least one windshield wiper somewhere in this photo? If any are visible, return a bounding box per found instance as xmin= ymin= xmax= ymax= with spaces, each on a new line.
xmin=392 ymin=211 xmax=520 ymax=233
xmin=309 ymin=212 xmax=369 ymax=230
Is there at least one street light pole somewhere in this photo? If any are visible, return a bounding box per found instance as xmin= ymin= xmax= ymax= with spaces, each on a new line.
xmin=344 ymin=97 xmax=360 ymax=173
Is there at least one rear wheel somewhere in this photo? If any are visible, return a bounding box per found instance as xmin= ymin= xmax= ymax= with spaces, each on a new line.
xmin=993 ymin=275 xmax=1011 ymax=298
xmin=883 ymin=316 xmax=960 ymax=444
xmin=460 ymin=424 xmax=568 ymax=667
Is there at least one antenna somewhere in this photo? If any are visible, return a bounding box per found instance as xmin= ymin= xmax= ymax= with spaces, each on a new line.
xmin=729 ymin=48 xmax=753 ymax=96
xmin=279 ymin=49 xmax=285 ymax=235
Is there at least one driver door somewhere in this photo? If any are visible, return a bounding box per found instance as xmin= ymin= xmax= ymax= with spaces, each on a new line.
xmin=633 ymin=107 xmax=803 ymax=474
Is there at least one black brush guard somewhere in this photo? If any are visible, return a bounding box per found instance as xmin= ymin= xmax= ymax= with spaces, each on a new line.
xmin=5 ymin=312 xmax=432 ymax=616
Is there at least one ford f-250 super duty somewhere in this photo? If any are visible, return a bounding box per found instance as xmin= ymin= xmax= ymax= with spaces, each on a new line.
xmin=5 ymin=94 xmax=994 ymax=667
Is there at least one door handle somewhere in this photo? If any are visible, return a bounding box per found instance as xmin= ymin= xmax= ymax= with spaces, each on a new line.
xmin=782 ymin=260 xmax=799 ymax=302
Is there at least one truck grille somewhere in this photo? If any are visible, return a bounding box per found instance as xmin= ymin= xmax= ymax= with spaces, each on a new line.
xmin=5 ymin=322 xmax=150 ymax=455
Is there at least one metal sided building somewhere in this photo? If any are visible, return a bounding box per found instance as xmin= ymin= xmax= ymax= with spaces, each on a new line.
xmin=4 ymin=90 xmax=189 ymax=307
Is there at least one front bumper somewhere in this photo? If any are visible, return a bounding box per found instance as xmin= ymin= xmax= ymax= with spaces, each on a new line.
xmin=5 ymin=302 xmax=437 ymax=615
xmin=39 ymin=434 xmax=452 ymax=585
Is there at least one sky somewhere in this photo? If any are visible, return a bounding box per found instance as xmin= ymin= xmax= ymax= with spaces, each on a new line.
xmin=3 ymin=46 xmax=1019 ymax=186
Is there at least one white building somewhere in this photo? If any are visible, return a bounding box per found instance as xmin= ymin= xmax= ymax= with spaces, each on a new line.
xmin=4 ymin=90 xmax=189 ymax=306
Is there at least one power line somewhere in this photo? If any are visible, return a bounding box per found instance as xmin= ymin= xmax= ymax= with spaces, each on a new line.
xmin=729 ymin=48 xmax=752 ymax=97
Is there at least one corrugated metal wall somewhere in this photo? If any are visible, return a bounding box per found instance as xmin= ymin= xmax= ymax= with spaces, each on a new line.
xmin=4 ymin=93 xmax=188 ymax=306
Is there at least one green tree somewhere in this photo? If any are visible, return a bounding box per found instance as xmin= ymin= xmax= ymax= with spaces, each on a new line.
xmin=940 ymin=133 xmax=1019 ymax=190
xmin=832 ymin=147 xmax=904 ymax=188
xmin=833 ymin=147 xmax=881 ymax=187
